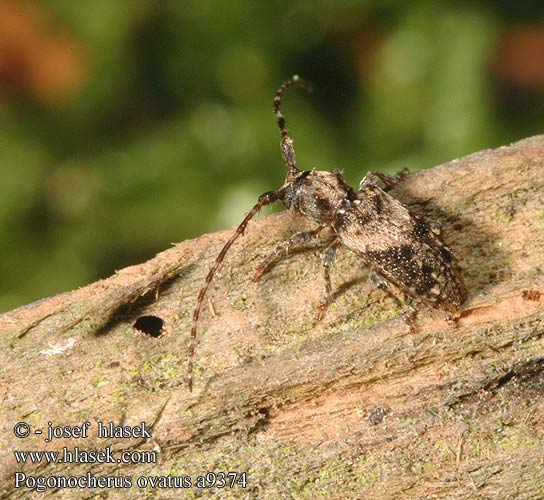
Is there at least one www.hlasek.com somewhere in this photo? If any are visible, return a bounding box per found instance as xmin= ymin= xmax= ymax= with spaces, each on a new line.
xmin=14 ymin=446 xmax=157 ymax=465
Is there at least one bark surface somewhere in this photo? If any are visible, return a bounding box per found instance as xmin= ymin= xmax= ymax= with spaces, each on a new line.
xmin=1 ymin=136 xmax=544 ymax=499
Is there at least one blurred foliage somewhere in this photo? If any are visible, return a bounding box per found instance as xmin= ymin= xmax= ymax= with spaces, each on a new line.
xmin=1 ymin=0 xmax=544 ymax=311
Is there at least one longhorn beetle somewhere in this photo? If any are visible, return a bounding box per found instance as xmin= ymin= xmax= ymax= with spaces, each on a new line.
xmin=188 ymin=75 xmax=467 ymax=391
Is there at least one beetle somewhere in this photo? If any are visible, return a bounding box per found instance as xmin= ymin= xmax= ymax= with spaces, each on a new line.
xmin=189 ymin=75 xmax=468 ymax=391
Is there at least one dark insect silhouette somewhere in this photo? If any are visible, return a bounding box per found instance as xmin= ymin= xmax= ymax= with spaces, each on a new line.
xmin=188 ymin=75 xmax=467 ymax=391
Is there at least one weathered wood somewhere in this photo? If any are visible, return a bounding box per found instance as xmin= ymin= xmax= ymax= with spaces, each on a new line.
xmin=1 ymin=136 xmax=544 ymax=499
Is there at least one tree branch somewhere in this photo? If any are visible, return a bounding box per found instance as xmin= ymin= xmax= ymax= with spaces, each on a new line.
xmin=1 ymin=136 xmax=544 ymax=499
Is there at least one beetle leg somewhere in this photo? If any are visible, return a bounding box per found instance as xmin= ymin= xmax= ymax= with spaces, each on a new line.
xmin=359 ymin=168 xmax=409 ymax=191
xmin=252 ymin=225 xmax=327 ymax=281
xmin=369 ymin=270 xmax=417 ymax=334
xmin=315 ymin=239 xmax=341 ymax=320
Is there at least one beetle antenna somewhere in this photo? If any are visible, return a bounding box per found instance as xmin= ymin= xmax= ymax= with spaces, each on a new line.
xmin=273 ymin=75 xmax=313 ymax=178
xmin=187 ymin=189 xmax=284 ymax=391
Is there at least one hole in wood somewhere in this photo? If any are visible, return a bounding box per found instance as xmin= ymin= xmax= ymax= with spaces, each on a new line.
xmin=134 ymin=315 xmax=164 ymax=337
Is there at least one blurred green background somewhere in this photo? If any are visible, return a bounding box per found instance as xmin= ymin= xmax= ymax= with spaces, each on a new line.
xmin=1 ymin=0 xmax=544 ymax=312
